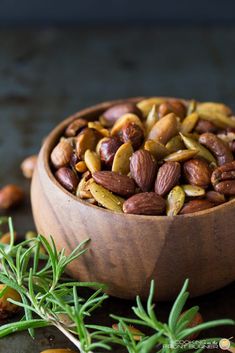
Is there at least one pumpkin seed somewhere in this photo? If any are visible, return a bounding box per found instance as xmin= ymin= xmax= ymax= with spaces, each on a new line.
xmin=111 ymin=113 xmax=143 ymax=136
xmin=84 ymin=150 xmax=101 ymax=174
xmin=197 ymin=111 xmax=235 ymax=129
xmin=197 ymin=102 xmax=232 ymax=116
xmin=187 ymin=99 xmax=197 ymax=115
xmin=180 ymin=133 xmax=216 ymax=164
xmin=112 ymin=142 xmax=133 ymax=174
xmin=166 ymin=135 xmax=185 ymax=153
xmin=166 ymin=186 xmax=185 ymax=216
xmin=90 ymin=182 xmax=124 ymax=212
xmin=164 ymin=149 xmax=198 ymax=162
xmin=182 ymin=184 xmax=205 ymax=197
xmin=88 ymin=121 xmax=110 ymax=137
xmin=145 ymin=104 xmax=159 ymax=134
xmin=180 ymin=112 xmax=199 ymax=134
xmin=137 ymin=97 xmax=166 ymax=117
xmin=144 ymin=139 xmax=169 ymax=160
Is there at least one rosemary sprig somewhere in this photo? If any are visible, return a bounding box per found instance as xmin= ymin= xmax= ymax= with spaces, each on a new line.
xmin=0 ymin=217 xmax=234 ymax=353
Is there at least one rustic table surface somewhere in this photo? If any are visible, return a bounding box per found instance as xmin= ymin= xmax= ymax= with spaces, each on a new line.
xmin=0 ymin=26 xmax=235 ymax=353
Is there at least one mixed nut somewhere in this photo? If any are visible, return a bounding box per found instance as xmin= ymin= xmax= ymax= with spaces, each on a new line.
xmin=50 ymin=98 xmax=235 ymax=215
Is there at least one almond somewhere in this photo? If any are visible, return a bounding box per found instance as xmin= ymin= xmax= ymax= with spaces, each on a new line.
xmin=123 ymin=192 xmax=166 ymax=215
xmin=101 ymin=102 xmax=142 ymax=127
xmin=148 ymin=113 xmax=178 ymax=144
xmin=155 ymin=161 xmax=181 ymax=196
xmin=130 ymin=150 xmax=157 ymax=191
xmin=183 ymin=159 xmax=212 ymax=189
xmin=93 ymin=171 xmax=135 ymax=196
xmin=55 ymin=167 xmax=79 ymax=193
xmin=180 ymin=199 xmax=213 ymax=214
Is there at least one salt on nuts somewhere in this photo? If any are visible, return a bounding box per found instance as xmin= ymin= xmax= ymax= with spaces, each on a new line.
xmin=0 ymin=185 xmax=24 ymax=210
xmin=183 ymin=159 xmax=212 ymax=189
xmin=51 ymin=139 xmax=73 ymax=169
xmin=65 ymin=118 xmax=88 ymax=137
xmin=198 ymin=132 xmax=233 ymax=166
xmin=100 ymin=102 xmax=143 ymax=127
xmin=55 ymin=167 xmax=79 ymax=193
xmin=0 ymin=284 xmax=21 ymax=319
xmin=148 ymin=113 xmax=178 ymax=144
xmin=21 ymin=155 xmax=38 ymax=179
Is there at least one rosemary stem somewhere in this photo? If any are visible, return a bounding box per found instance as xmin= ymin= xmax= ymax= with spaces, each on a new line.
xmin=55 ymin=322 xmax=93 ymax=353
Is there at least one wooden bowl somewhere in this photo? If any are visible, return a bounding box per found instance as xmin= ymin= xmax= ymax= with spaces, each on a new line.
xmin=31 ymin=98 xmax=235 ymax=301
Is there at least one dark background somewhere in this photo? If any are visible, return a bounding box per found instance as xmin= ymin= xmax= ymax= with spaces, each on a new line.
xmin=0 ymin=2 xmax=235 ymax=352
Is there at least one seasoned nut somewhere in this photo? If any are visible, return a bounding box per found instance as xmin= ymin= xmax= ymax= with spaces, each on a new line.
xmin=99 ymin=137 xmax=122 ymax=167
xmin=65 ymin=118 xmax=88 ymax=137
xmin=180 ymin=112 xmax=199 ymax=134
xmin=144 ymin=139 xmax=169 ymax=160
xmin=164 ymin=149 xmax=198 ymax=162
xmin=51 ymin=139 xmax=73 ymax=169
xmin=121 ymin=122 xmax=144 ymax=149
xmin=101 ymin=102 xmax=142 ymax=127
xmin=197 ymin=102 xmax=232 ymax=116
xmin=76 ymin=128 xmax=99 ymax=159
xmin=214 ymin=180 xmax=235 ymax=195
xmin=199 ymin=132 xmax=233 ymax=166
xmin=166 ymin=186 xmax=185 ymax=216
xmin=130 ymin=150 xmax=157 ymax=191
xmin=206 ymin=191 xmax=225 ymax=205
xmin=0 ymin=284 xmax=21 ymax=319
xmin=137 ymin=97 xmax=166 ymax=117
xmin=158 ymin=100 xmax=186 ymax=120
xmin=93 ymin=171 xmax=135 ymax=196
xmin=148 ymin=113 xmax=178 ymax=144
xmin=111 ymin=113 xmax=143 ymax=136
xmin=69 ymin=152 xmax=79 ymax=169
xmin=75 ymin=161 xmax=87 ymax=173
xmin=112 ymin=142 xmax=134 ymax=175
xmin=145 ymin=104 xmax=158 ymax=134
xmin=84 ymin=150 xmax=101 ymax=174
xmin=180 ymin=133 xmax=216 ymax=165
xmin=197 ymin=110 xmax=235 ymax=129
xmin=55 ymin=167 xmax=79 ymax=193
xmin=211 ymin=161 xmax=235 ymax=186
xmin=183 ymin=159 xmax=212 ymax=189
xmin=76 ymin=173 xmax=93 ymax=199
xmin=166 ymin=135 xmax=185 ymax=153
xmin=182 ymin=185 xmax=205 ymax=197
xmin=155 ymin=161 xmax=181 ymax=196
xmin=89 ymin=182 xmax=124 ymax=212
xmin=195 ymin=119 xmax=217 ymax=134
xmin=123 ymin=192 xmax=166 ymax=215
xmin=180 ymin=199 xmax=213 ymax=214
xmin=0 ymin=185 xmax=24 ymax=210
xmin=88 ymin=121 xmax=110 ymax=137
xmin=21 ymin=155 xmax=38 ymax=179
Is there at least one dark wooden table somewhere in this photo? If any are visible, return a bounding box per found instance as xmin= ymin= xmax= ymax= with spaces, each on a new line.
xmin=0 ymin=26 xmax=235 ymax=353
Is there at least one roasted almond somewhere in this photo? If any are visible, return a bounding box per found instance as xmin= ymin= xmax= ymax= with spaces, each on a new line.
xmin=206 ymin=190 xmax=225 ymax=204
xmin=183 ymin=159 xmax=212 ymax=189
xmin=180 ymin=199 xmax=213 ymax=214
xmin=123 ymin=192 xmax=166 ymax=215
xmin=130 ymin=150 xmax=157 ymax=191
xmin=148 ymin=113 xmax=178 ymax=144
xmin=155 ymin=161 xmax=181 ymax=196
xmin=55 ymin=167 xmax=79 ymax=193
xmin=93 ymin=171 xmax=135 ymax=196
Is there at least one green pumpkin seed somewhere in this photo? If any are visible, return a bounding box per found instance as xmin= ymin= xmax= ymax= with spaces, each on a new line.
xmin=145 ymin=104 xmax=159 ymax=134
xmin=182 ymin=184 xmax=205 ymax=197
xmin=166 ymin=186 xmax=185 ymax=216
xmin=197 ymin=111 xmax=235 ymax=129
xmin=90 ymin=182 xmax=124 ymax=212
xmin=164 ymin=149 xmax=198 ymax=162
xmin=137 ymin=97 xmax=166 ymax=117
xmin=166 ymin=135 xmax=185 ymax=153
xmin=187 ymin=99 xmax=197 ymax=115
xmin=112 ymin=142 xmax=134 ymax=174
xmin=180 ymin=112 xmax=199 ymax=134
xmin=84 ymin=150 xmax=101 ymax=174
xmin=180 ymin=133 xmax=217 ymax=164
xmin=144 ymin=139 xmax=169 ymax=160
xmin=197 ymin=102 xmax=232 ymax=116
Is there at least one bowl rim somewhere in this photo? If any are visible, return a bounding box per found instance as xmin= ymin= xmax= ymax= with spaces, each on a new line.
xmin=41 ymin=96 xmax=235 ymax=220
